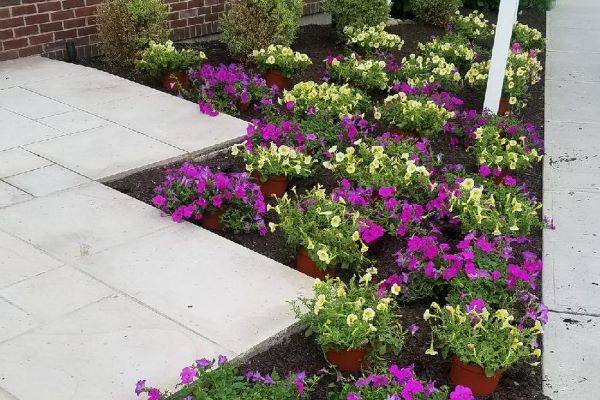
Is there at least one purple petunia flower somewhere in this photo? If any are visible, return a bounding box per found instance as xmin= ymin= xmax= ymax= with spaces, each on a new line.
xmin=449 ymin=385 xmax=474 ymax=400
xmin=196 ymin=358 xmax=212 ymax=369
xmin=147 ymin=388 xmax=161 ymax=400
xmin=134 ymin=380 xmax=146 ymax=396
xmin=180 ymin=367 xmax=196 ymax=384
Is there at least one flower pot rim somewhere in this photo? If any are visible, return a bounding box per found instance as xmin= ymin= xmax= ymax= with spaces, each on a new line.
xmin=452 ymin=356 xmax=502 ymax=376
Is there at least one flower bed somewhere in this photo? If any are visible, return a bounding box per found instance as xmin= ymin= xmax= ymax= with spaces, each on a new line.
xmin=105 ymin=7 xmax=547 ymax=400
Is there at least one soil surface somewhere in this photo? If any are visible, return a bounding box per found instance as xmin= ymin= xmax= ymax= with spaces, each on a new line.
xmin=102 ymin=8 xmax=547 ymax=400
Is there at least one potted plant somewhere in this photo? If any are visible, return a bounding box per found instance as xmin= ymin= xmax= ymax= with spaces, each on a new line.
xmin=424 ymin=301 xmax=543 ymax=396
xmin=466 ymin=51 xmax=542 ymax=114
xmin=333 ymin=364 xmax=474 ymax=400
xmin=280 ymin=81 xmax=370 ymax=119
xmin=151 ymin=163 xmax=267 ymax=235
xmin=134 ymin=355 xmax=313 ymax=399
xmin=325 ymin=54 xmax=390 ymax=91
xmin=323 ymin=141 xmax=434 ymax=203
xmin=231 ymin=141 xmax=317 ymax=197
xmin=444 ymin=173 xmax=544 ymax=236
xmin=136 ymin=41 xmax=206 ymax=91
xmin=450 ymin=11 xmax=495 ymax=42
xmin=392 ymin=53 xmax=462 ymax=93
xmin=249 ymin=45 xmax=312 ymax=90
xmin=512 ymin=22 xmax=545 ymax=53
xmin=291 ymin=272 xmax=405 ymax=372
xmin=343 ymin=23 xmax=404 ymax=57
xmin=471 ymin=124 xmax=543 ymax=182
xmin=375 ymin=92 xmax=455 ymax=138
xmin=417 ymin=34 xmax=477 ymax=73
xmin=191 ymin=63 xmax=273 ymax=116
xmin=270 ymin=186 xmax=370 ymax=278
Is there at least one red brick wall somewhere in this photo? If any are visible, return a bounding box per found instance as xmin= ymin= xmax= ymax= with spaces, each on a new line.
xmin=0 ymin=0 xmax=323 ymax=61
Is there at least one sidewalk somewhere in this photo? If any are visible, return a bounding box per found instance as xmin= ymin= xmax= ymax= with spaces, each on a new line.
xmin=0 ymin=57 xmax=313 ymax=400
xmin=543 ymin=0 xmax=600 ymax=398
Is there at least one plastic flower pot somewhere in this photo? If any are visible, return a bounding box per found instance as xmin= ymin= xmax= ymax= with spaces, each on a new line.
xmin=296 ymin=248 xmax=335 ymax=279
xmin=498 ymin=97 xmax=510 ymax=115
xmin=449 ymin=356 xmax=503 ymax=396
xmin=252 ymin=171 xmax=288 ymax=197
xmin=493 ymin=169 xmax=511 ymax=185
xmin=265 ymin=70 xmax=291 ymax=90
xmin=161 ymin=71 xmax=189 ymax=92
xmin=325 ymin=347 xmax=368 ymax=373
xmin=200 ymin=209 xmax=225 ymax=231
xmin=390 ymin=127 xmax=419 ymax=139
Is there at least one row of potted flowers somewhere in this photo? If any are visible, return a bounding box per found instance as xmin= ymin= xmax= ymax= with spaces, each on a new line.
xmin=140 ymin=11 xmax=547 ymax=400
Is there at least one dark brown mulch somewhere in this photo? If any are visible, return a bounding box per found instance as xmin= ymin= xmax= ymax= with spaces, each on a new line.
xmin=101 ymin=8 xmax=547 ymax=400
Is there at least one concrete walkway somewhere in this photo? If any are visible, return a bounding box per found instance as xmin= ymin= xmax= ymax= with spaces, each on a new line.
xmin=543 ymin=0 xmax=600 ymax=398
xmin=0 ymin=57 xmax=312 ymax=400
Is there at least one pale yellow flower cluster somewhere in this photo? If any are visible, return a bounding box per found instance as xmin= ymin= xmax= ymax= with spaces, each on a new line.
xmin=250 ymin=45 xmax=311 ymax=68
xmin=232 ymin=142 xmax=317 ymax=177
xmin=281 ymin=81 xmax=365 ymax=117
xmin=417 ymin=37 xmax=475 ymax=65
xmin=399 ymin=53 xmax=461 ymax=87
xmin=343 ymin=23 xmax=404 ymax=53
xmin=329 ymin=53 xmax=389 ymax=90
xmin=452 ymin=10 xmax=495 ymax=40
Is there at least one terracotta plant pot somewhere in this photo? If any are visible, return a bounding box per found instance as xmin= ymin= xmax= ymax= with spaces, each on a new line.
xmin=498 ymin=97 xmax=510 ymax=115
xmin=200 ymin=209 xmax=225 ymax=231
xmin=296 ymin=248 xmax=335 ymax=279
xmin=493 ymin=169 xmax=511 ymax=185
xmin=325 ymin=347 xmax=368 ymax=373
xmin=161 ymin=71 xmax=189 ymax=92
xmin=236 ymin=101 xmax=251 ymax=113
xmin=252 ymin=172 xmax=288 ymax=197
xmin=265 ymin=69 xmax=291 ymax=90
xmin=449 ymin=356 xmax=503 ymax=396
xmin=390 ymin=127 xmax=419 ymax=139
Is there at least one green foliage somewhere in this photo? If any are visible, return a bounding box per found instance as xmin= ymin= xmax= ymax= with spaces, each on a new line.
xmin=377 ymin=92 xmax=456 ymax=138
xmin=327 ymin=54 xmax=390 ymax=91
xmin=425 ymin=302 xmax=543 ymax=376
xmin=344 ymin=24 xmax=404 ymax=56
xmin=451 ymin=10 xmax=495 ymax=42
xmin=323 ymin=142 xmax=433 ymax=202
xmin=136 ymin=41 xmax=206 ymax=77
xmin=291 ymin=273 xmax=405 ymax=355
xmin=249 ymin=45 xmax=312 ymax=77
xmin=166 ymin=362 xmax=311 ymax=400
xmin=323 ymin=0 xmax=390 ymax=33
xmin=418 ymin=34 xmax=477 ymax=72
xmin=390 ymin=0 xmax=413 ymax=19
xmin=409 ymin=0 xmax=461 ymax=27
xmin=271 ymin=186 xmax=370 ymax=271
xmin=281 ymin=81 xmax=370 ymax=118
xmin=220 ymin=0 xmax=303 ymax=58
xmin=446 ymin=174 xmax=544 ymax=236
xmin=392 ymin=53 xmax=462 ymax=92
xmin=471 ymin=124 xmax=543 ymax=172
xmin=232 ymin=142 xmax=317 ymax=180
xmin=513 ymin=22 xmax=545 ymax=52
xmin=97 ymin=0 xmax=169 ymax=68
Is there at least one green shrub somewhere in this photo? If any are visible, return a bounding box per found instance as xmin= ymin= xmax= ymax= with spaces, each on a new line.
xmin=220 ymin=0 xmax=303 ymax=58
xmin=323 ymin=0 xmax=390 ymax=32
xmin=409 ymin=0 xmax=461 ymax=27
xmin=97 ymin=0 xmax=169 ymax=69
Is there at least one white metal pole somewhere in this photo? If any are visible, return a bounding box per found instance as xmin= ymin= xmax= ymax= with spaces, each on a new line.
xmin=482 ymin=0 xmax=520 ymax=113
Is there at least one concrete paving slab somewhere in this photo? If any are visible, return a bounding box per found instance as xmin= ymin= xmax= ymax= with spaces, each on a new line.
xmin=0 ymin=294 xmax=232 ymax=400
xmin=543 ymin=190 xmax=600 ymax=237
xmin=547 ymin=27 xmax=600 ymax=53
xmin=0 ymin=56 xmax=88 ymax=90
xmin=546 ymin=51 xmax=600 ymax=82
xmin=543 ymin=313 xmax=600 ymax=399
xmin=38 ymin=110 xmax=109 ymax=134
xmin=544 ymin=121 xmax=600 ymax=157
xmin=0 ymin=87 xmax=73 ymax=119
xmin=77 ymin=222 xmax=314 ymax=355
xmin=0 ymin=181 xmax=32 ymax=208
xmin=0 ymin=298 xmax=36 ymax=342
xmin=0 ymin=183 xmax=173 ymax=263
xmin=4 ymin=164 xmax=90 ymax=196
xmin=0 ymin=108 xmax=64 ymax=151
xmin=24 ymin=124 xmax=184 ymax=180
xmin=0 ymin=266 xmax=114 ymax=323
xmin=91 ymin=92 xmax=247 ymax=153
xmin=546 ymin=80 xmax=600 ymax=124
xmin=0 ymin=148 xmax=52 ymax=178
xmin=21 ymin=69 xmax=152 ymax=109
xmin=0 ymin=230 xmax=62 ymax=289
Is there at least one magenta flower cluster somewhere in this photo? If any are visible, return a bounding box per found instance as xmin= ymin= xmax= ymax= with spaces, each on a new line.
xmin=192 ymin=63 xmax=273 ymax=116
xmin=152 ymin=162 xmax=267 ymax=234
